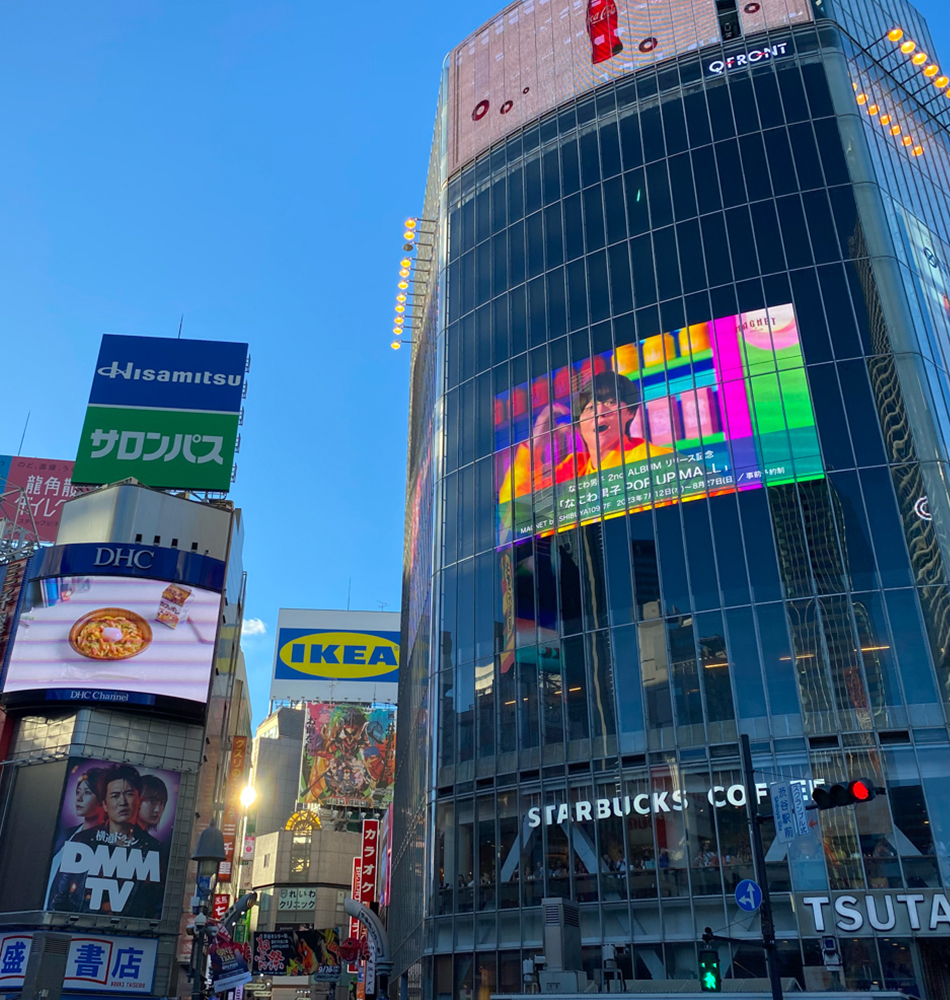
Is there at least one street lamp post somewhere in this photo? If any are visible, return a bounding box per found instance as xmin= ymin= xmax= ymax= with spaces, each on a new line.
xmin=190 ymin=821 xmax=227 ymax=1000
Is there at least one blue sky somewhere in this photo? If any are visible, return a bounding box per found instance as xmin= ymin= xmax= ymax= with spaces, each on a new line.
xmin=1 ymin=1 xmax=948 ymax=726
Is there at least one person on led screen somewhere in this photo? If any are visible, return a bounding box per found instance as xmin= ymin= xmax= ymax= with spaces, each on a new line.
xmin=556 ymin=372 xmax=673 ymax=480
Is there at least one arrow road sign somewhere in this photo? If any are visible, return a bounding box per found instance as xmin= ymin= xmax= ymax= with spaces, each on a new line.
xmin=735 ymin=879 xmax=762 ymax=912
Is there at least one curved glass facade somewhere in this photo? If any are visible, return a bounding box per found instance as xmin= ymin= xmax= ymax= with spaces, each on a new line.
xmin=392 ymin=2 xmax=950 ymax=995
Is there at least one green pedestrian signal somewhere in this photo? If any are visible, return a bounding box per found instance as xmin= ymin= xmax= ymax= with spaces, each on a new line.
xmin=699 ymin=949 xmax=721 ymax=991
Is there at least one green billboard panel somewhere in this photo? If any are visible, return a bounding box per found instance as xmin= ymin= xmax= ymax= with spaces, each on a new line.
xmin=73 ymin=406 xmax=239 ymax=491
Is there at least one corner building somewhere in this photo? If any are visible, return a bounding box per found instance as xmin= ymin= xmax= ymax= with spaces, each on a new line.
xmin=392 ymin=0 xmax=950 ymax=994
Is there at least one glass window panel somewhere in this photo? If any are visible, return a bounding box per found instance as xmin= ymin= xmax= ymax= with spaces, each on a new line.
xmin=629 ymin=509 xmax=661 ymax=618
xmin=838 ymin=359 xmax=885 ymax=466
xmin=612 ymin=624 xmax=645 ymax=740
xmin=692 ymin=145 xmax=721 ymax=213
xmin=654 ymin=227 xmax=681 ymax=301
xmin=561 ymin=138 xmax=580 ymax=196
xmin=725 ymin=606 xmax=767 ymax=719
xmin=756 ymin=602 xmax=800 ymax=715
xmin=491 ymin=176 xmax=507 ymax=234
xmin=440 ymin=666 xmax=456 ymax=769
xmin=603 ymin=175 xmax=627 ymax=245
xmin=640 ymin=104 xmax=665 ymax=161
xmin=787 ymin=598 xmax=836 ymax=727
xmin=529 ymin=275 xmax=546 ymax=347
xmin=798 ymin=478 xmax=847 ymax=595
xmin=851 ymin=591 xmax=902 ymax=724
xmin=694 ymin=610 xmax=735 ymax=722
xmin=619 ymin=111 xmax=643 ymax=169
xmin=707 ymin=83 xmax=735 ymax=141
xmin=884 ymin=589 xmax=939 ymax=707
xmin=600 ymin=121 xmax=622 ymax=177
xmin=603 ymin=516 xmax=634 ymax=626
xmin=581 ymin=521 xmax=609 ymax=632
xmin=683 ymin=90 xmax=712 ymax=147
xmin=662 ymin=98 xmax=688 ymax=155
xmin=525 ymin=154 xmax=542 ymax=215
xmin=539 ymin=640 xmax=564 ymax=746
xmin=714 ymin=140 xmax=746 ymax=208
xmin=790 ymin=268 xmax=832 ymax=362
xmin=583 ymin=185 xmax=606 ymax=252
xmin=807 ymin=363 xmax=853 ymax=470
xmin=736 ymin=488 xmax=782 ymax=602
xmin=764 ymin=130 xmax=798 ymax=196
xmin=646 ymin=160 xmax=673 ymax=229
xmin=682 ymin=500 xmax=718 ymax=611
xmin=860 ymin=467 xmax=913 ymax=588
xmin=557 ymin=528 xmax=584 ymax=636
xmin=588 ymin=629 xmax=617 ymax=738
xmin=608 ymin=243 xmax=633 ymax=315
xmin=547 ymin=268 xmax=568 ymax=340
xmin=564 ymin=192 xmax=584 ymax=260
xmin=817 ymin=264 xmax=860 ymax=360
xmin=701 ymin=213 xmax=732 ymax=287
xmin=624 ymin=167 xmax=649 ymax=236
xmin=563 ymin=633 xmax=590 ymax=739
xmin=668 ymin=152 xmax=696 ymax=221
xmin=725 ymin=206 xmax=758 ymax=281
xmin=567 ymin=258 xmax=589 ymax=330
xmin=510 ymin=285 xmax=527 ymax=356
xmin=827 ymin=471 xmax=877 ymax=591
xmin=802 ymin=190 xmax=840 ymax=265
xmin=580 ymin=128 xmax=601 ymax=187
xmin=461 ymin=197 xmax=475 ymax=253
xmin=656 ymin=505 xmax=689 ymax=615
xmin=492 ymin=295 xmax=509 ymax=365
xmin=588 ymin=250 xmax=610 ymax=324
xmin=777 ymin=65 xmax=809 ymax=122
xmin=777 ymin=195 xmax=813 ymax=269
xmin=813 ymin=118 xmax=850 ymax=186
xmin=710 ymin=494 xmax=750 ymax=607
xmin=730 ymin=76 xmax=760 ymax=135
xmin=631 ymin=234 xmax=657 ymax=306
xmin=738 ymin=132 xmax=772 ymax=202
xmin=669 ymin=615 xmax=704 ymax=727
xmin=526 ymin=211 xmax=544 ymax=280
xmin=677 ymin=219 xmax=706 ymax=293
xmin=638 ymin=618 xmax=674 ymax=730
xmin=517 ymin=647 xmax=540 ymax=749
xmin=788 ymin=122 xmax=824 ymax=191
xmin=542 ymin=146 xmax=561 ymax=205
xmin=458 ymin=660 xmax=475 ymax=760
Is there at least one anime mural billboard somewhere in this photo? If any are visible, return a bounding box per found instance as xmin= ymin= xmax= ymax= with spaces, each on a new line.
xmin=299 ymin=704 xmax=396 ymax=810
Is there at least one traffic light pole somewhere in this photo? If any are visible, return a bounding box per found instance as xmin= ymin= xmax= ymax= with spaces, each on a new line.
xmin=740 ymin=734 xmax=783 ymax=1000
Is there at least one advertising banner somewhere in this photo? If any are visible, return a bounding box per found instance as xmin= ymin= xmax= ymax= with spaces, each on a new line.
xmin=347 ymin=856 xmax=362 ymax=973
xmin=270 ymin=608 xmax=400 ymax=703
xmin=73 ymin=334 xmax=248 ymax=492
xmin=299 ymin=704 xmax=396 ymax=811
xmin=494 ymin=304 xmax=822 ymax=545
xmin=1 ymin=543 xmax=224 ymax=711
xmin=0 ymin=456 xmax=78 ymax=543
xmin=209 ymin=928 xmax=252 ymax=991
xmin=359 ymin=819 xmax=380 ymax=906
xmin=44 ymin=758 xmax=180 ymax=919
xmin=252 ymin=928 xmax=342 ymax=980
xmin=447 ymin=0 xmax=812 ymax=172
xmin=0 ymin=931 xmax=157 ymax=992
xmin=218 ymin=735 xmax=249 ymax=883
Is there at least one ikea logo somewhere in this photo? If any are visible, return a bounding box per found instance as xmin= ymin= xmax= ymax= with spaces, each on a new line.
xmin=277 ymin=630 xmax=400 ymax=681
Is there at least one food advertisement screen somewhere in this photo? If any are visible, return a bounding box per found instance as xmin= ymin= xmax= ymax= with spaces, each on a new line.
xmin=2 ymin=572 xmax=221 ymax=707
xmin=45 ymin=757 xmax=180 ymax=919
xmin=448 ymin=0 xmax=812 ymax=172
xmin=495 ymin=304 xmax=822 ymax=545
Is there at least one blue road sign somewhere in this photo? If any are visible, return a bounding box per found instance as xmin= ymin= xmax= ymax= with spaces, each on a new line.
xmin=735 ymin=879 xmax=762 ymax=912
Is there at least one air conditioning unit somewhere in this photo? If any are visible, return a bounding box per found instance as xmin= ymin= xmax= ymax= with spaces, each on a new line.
xmin=541 ymin=897 xmax=582 ymax=972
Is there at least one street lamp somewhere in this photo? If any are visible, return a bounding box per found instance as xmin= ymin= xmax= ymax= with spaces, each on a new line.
xmin=190 ymin=821 xmax=227 ymax=1000
xmin=239 ymin=785 xmax=257 ymax=809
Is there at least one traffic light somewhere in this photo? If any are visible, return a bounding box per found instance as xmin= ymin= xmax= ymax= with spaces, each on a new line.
xmin=699 ymin=949 xmax=721 ymax=991
xmin=812 ymin=778 xmax=876 ymax=810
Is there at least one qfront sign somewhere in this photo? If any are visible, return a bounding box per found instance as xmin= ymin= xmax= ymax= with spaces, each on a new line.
xmin=797 ymin=891 xmax=950 ymax=936
xmin=73 ymin=334 xmax=248 ymax=492
xmin=706 ymin=40 xmax=791 ymax=75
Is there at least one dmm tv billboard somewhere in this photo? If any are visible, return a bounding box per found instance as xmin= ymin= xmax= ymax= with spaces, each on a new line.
xmin=73 ymin=334 xmax=248 ymax=491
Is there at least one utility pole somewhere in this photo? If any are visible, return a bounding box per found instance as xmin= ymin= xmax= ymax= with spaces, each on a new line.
xmin=740 ymin=733 xmax=783 ymax=1000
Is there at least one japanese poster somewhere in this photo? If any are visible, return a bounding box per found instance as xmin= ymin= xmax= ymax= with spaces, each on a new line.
xmin=0 ymin=931 xmax=157 ymax=991
xmin=44 ymin=757 xmax=180 ymax=919
xmin=299 ymin=703 xmax=396 ymax=810
xmin=494 ymin=304 xmax=823 ymax=545
xmin=0 ymin=456 xmax=78 ymax=543
xmin=253 ymin=928 xmax=342 ymax=981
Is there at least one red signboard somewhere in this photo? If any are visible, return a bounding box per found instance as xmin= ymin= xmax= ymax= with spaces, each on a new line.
xmin=217 ymin=736 xmax=249 ymax=882
xmin=212 ymin=893 xmax=231 ymax=921
xmin=347 ymin=856 xmax=362 ymax=974
xmin=360 ymin=819 xmax=380 ymax=905
xmin=1 ymin=456 xmax=78 ymax=544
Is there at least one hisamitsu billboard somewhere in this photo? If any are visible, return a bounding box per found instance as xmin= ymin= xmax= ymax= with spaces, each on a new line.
xmin=73 ymin=334 xmax=248 ymax=492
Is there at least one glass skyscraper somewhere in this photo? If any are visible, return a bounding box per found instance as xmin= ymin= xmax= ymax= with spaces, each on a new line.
xmin=392 ymin=0 xmax=950 ymax=994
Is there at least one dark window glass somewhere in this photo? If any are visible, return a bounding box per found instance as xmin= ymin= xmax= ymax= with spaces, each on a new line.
xmin=492 ymin=177 xmax=507 ymax=234
xmin=707 ymin=82 xmax=735 ymax=141
xmin=567 ymin=258 xmax=589 ymax=330
xmin=604 ymin=175 xmax=627 ymax=244
xmin=817 ymin=265 xmax=860 ymax=359
xmin=604 ymin=517 xmax=634 ymax=626
xmin=710 ymin=283 xmax=737 ymax=318
xmin=752 ymin=72 xmax=784 ymax=128
xmin=683 ymin=90 xmax=712 ymax=146
xmin=647 ymin=161 xmax=673 ymax=229
xmin=509 ymin=219 xmax=526 ymax=287
xmin=557 ymin=529 xmax=583 ymax=636
xmin=790 ymin=268 xmax=832 ymax=363
xmin=777 ymin=64 xmax=810 ymax=123
xmin=526 ymin=211 xmax=544 ymax=279
xmin=715 ymin=140 xmax=746 ymax=208
xmin=750 ymin=201 xmax=786 ymax=275
xmin=813 ymin=119 xmax=850 ymax=186
xmin=475 ymin=372 xmax=493 ymax=459
xmin=460 ymin=250 xmax=475 ymax=317
xmin=449 ymin=205 xmax=461 ymax=259
xmin=547 ymin=269 xmax=568 ymax=340
xmin=508 ymin=166 xmax=524 ymax=222
xmin=838 ymin=359 xmax=886 ymax=466
xmin=564 ymin=193 xmax=584 ymax=260
xmin=736 ymin=488 xmax=781 ymax=601
xmin=859 ymin=468 xmax=913 ymax=588
xmin=764 ymin=130 xmax=798 ymax=196
xmin=677 ymin=219 xmax=706 ymax=293
xmin=583 ymin=185 xmax=607 ymax=252
xmin=600 ymin=121 xmax=622 ymax=177
xmin=627 ymin=510 xmax=660 ymax=617
xmin=616 ymin=78 xmax=637 ymax=110
xmin=884 ymin=590 xmax=939 ymax=706
xmin=736 ymin=278 xmax=764 ymax=312
xmin=654 ymin=227 xmax=681 ymax=301
xmin=768 ymin=483 xmax=813 ymax=599
xmin=694 ymin=611 xmax=735 ymax=721
xmin=510 ymin=285 xmax=527 ymax=356
xmin=819 ymin=593 xmax=869 ymax=718
xmin=559 ymin=106 xmax=577 ymax=133
xmin=443 ymin=472 xmax=458 ymax=564
xmin=588 ymin=250 xmax=610 ymax=324
xmin=624 ymin=168 xmax=650 ymax=236
xmin=788 ymin=122 xmax=824 ymax=191
xmin=660 ymin=297 xmax=684 ymax=332
xmin=730 ymin=77 xmax=760 ymax=135
xmin=656 ymin=505 xmax=689 ymax=615
xmin=669 ymin=616 xmax=703 ymax=726
xmin=802 ymin=190 xmax=840 ymax=265
xmin=588 ymin=629 xmax=617 ymax=737
xmin=799 ymin=477 xmax=847 ymax=596
xmin=827 ymin=471 xmax=878 ymax=591
xmin=457 ymin=557 xmax=476 ymax=662
xmin=446 ymin=319 xmax=459 ymax=390
xmin=681 ymin=501 xmax=717 ymax=611
xmin=529 ymin=275 xmax=546 ymax=347
xmin=517 ymin=648 xmax=540 ymax=749
xmin=756 ymin=602 xmax=800 ymax=714
xmin=701 ymin=214 xmax=732 ymax=287
xmin=492 ymin=295 xmax=509 ymax=365
xmin=476 ymin=240 xmax=491 ymax=305
xmin=662 ymin=98 xmax=689 ymax=154
xmin=619 ymin=112 xmax=643 ymax=168
xmin=692 ymin=146 xmax=722 ymax=214
xmin=543 ymin=147 xmax=561 ymax=205
xmin=580 ymin=128 xmax=601 ymax=187
xmin=738 ymin=133 xmax=772 ymax=202
xmin=525 ymin=155 xmax=542 ymax=215
xmin=461 ymin=197 xmax=475 ymax=253
xmin=563 ymin=634 xmax=590 ymax=739
xmin=829 ymin=187 xmax=860 ymax=259
xmin=851 ymin=590 xmax=902 ymax=715
xmin=581 ymin=521 xmax=609 ymax=632
xmin=475 ymin=548 xmax=495 ymax=657
xmin=492 ymin=232 xmax=508 ymax=298
xmin=710 ymin=494 xmax=750 ymax=606
xmin=561 ymin=139 xmax=581 ymax=196
xmin=776 ymin=195 xmax=813 ymax=269
xmin=638 ymin=619 xmax=673 ymax=728
xmin=725 ymin=206 xmax=758 ymax=282
xmin=801 ymin=62 xmax=834 ymax=118
xmin=476 ymin=188 xmax=491 ymax=245
xmin=640 ymin=104 xmax=665 ymax=162
xmin=543 ymin=203 xmax=564 ymax=270
xmin=612 ymin=625 xmax=645 ymax=736
xmin=726 ymin=607 xmax=768 ymax=718
xmin=608 ymin=243 xmax=634 ymax=315
xmin=630 ymin=234 xmax=657 ymax=306
xmin=668 ymin=152 xmax=697 ymax=221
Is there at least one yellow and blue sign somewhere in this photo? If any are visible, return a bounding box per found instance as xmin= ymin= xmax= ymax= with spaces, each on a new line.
xmin=275 ymin=628 xmax=400 ymax=683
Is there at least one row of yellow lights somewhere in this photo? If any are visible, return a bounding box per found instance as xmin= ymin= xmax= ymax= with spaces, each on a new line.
xmin=391 ymin=218 xmax=417 ymax=350
xmin=854 ymin=83 xmax=924 ymax=155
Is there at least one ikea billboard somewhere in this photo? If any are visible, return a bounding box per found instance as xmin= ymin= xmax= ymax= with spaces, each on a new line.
xmin=270 ymin=609 xmax=400 ymax=704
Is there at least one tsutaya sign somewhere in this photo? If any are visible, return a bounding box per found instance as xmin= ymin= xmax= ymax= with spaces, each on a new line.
xmin=528 ymin=781 xmax=824 ymax=826
xmin=797 ymin=891 xmax=950 ymax=936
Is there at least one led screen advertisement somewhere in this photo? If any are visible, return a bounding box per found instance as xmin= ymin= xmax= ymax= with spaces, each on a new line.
xmin=0 ymin=542 xmax=225 ymax=713
xmin=495 ymin=304 xmax=822 ymax=545
xmin=44 ymin=757 xmax=180 ymax=919
xmin=447 ymin=0 xmax=812 ymax=172
xmin=253 ymin=928 xmax=342 ymax=980
xmin=300 ymin=703 xmax=397 ymax=811
xmin=73 ymin=334 xmax=248 ymax=491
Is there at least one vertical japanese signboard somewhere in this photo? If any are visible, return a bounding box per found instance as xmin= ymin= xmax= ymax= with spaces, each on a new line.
xmin=346 ymin=857 xmax=362 ymax=974
xmin=73 ymin=334 xmax=248 ymax=492
xmin=218 ymin=736 xmax=248 ymax=883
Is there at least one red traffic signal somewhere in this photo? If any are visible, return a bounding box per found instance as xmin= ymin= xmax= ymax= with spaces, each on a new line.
xmin=812 ymin=778 xmax=877 ymax=810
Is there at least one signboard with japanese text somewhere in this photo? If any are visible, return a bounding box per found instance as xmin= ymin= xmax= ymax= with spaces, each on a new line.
xmin=770 ymin=779 xmax=810 ymax=844
xmin=43 ymin=757 xmax=180 ymax=919
xmin=0 ymin=542 xmax=224 ymax=714
xmin=0 ymin=456 xmax=78 ymax=543
xmin=209 ymin=927 xmax=252 ymax=991
xmin=212 ymin=893 xmax=231 ymax=920
xmin=346 ymin=856 xmax=362 ymax=974
xmin=359 ymin=819 xmax=380 ymax=906
xmin=0 ymin=931 xmax=157 ymax=991
xmin=277 ymin=886 xmax=317 ymax=911
xmin=252 ymin=928 xmax=342 ymax=980
xmin=73 ymin=334 xmax=248 ymax=491
xmin=447 ymin=0 xmax=812 ymax=173
xmin=271 ymin=608 xmax=400 ymax=703
xmin=300 ymin=703 xmax=397 ymax=812
xmin=218 ymin=735 xmax=249 ymax=883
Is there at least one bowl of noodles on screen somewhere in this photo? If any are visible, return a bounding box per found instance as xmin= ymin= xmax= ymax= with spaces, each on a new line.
xmin=68 ymin=607 xmax=153 ymax=660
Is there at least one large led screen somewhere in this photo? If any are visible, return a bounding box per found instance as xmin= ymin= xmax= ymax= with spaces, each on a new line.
xmin=299 ymin=703 xmax=397 ymax=811
xmin=45 ymin=757 xmax=180 ymax=919
xmin=2 ymin=573 xmax=220 ymax=706
xmin=495 ymin=304 xmax=822 ymax=545
xmin=448 ymin=0 xmax=812 ymax=172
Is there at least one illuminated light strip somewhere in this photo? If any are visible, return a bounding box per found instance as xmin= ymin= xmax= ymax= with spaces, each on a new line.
xmin=853 ymin=82 xmax=923 ymax=156
xmin=887 ymin=26 xmax=950 ymax=104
